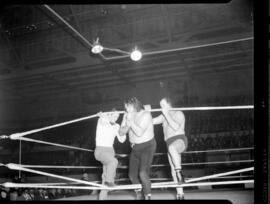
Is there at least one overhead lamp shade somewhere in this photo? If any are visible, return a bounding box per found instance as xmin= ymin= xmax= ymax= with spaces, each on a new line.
xmin=91 ymin=44 xmax=103 ymax=54
xmin=91 ymin=38 xmax=103 ymax=54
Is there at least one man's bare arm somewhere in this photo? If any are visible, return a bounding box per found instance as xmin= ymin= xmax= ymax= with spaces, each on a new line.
xmin=153 ymin=114 xmax=164 ymax=125
xmin=163 ymin=111 xmax=184 ymax=131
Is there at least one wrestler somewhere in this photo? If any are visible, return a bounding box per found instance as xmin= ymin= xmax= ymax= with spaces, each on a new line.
xmin=119 ymin=97 xmax=156 ymax=200
xmin=152 ymin=97 xmax=187 ymax=200
xmin=94 ymin=109 xmax=126 ymax=200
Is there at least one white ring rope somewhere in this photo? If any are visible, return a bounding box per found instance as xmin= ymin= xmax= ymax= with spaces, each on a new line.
xmin=1 ymin=105 xmax=253 ymax=140
xmin=116 ymin=147 xmax=254 ymax=157
xmin=15 ymin=137 xmax=94 ymax=152
xmin=179 ymin=147 xmax=254 ymax=154
xmin=153 ymin=160 xmax=254 ymax=167
xmin=4 ymin=130 xmax=255 ymax=156
xmin=2 ymin=175 xmax=252 ymax=188
xmin=4 ymin=163 xmax=253 ymax=188
xmin=8 ymin=133 xmax=256 ymax=156
xmin=2 ymin=180 xmax=254 ymax=191
xmin=19 ymin=159 xmax=254 ymax=170
xmin=6 ymin=114 xmax=98 ymax=140
xmin=108 ymin=180 xmax=254 ymax=190
xmin=5 ymin=163 xmax=105 ymax=188
xmin=183 ymin=167 xmax=253 ymax=184
xmin=115 ymin=175 xmax=253 ymax=182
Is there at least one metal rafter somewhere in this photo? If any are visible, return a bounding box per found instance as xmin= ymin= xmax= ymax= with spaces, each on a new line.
xmin=102 ymin=60 xmax=136 ymax=88
xmin=0 ymin=26 xmax=25 ymax=70
xmin=41 ymin=4 xmax=136 ymax=87
xmin=68 ymin=5 xmax=82 ymax=33
xmin=0 ymin=23 xmax=89 ymax=104
xmin=160 ymin=5 xmax=173 ymax=43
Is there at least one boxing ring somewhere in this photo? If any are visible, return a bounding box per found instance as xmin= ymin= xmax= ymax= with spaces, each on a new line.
xmin=0 ymin=5 xmax=254 ymax=202
xmin=0 ymin=105 xmax=254 ymax=203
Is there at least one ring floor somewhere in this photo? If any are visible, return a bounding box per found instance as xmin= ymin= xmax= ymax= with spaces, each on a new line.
xmin=58 ymin=188 xmax=254 ymax=204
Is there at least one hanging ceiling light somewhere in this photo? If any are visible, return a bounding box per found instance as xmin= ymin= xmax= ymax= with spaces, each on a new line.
xmin=91 ymin=38 xmax=103 ymax=54
xmin=130 ymin=46 xmax=142 ymax=61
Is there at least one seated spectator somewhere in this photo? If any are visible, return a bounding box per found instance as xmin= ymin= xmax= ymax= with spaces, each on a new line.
xmin=17 ymin=189 xmax=31 ymax=201
xmin=42 ymin=189 xmax=49 ymax=200
xmin=56 ymin=188 xmax=64 ymax=199
xmin=35 ymin=188 xmax=45 ymax=200
xmin=70 ymin=189 xmax=77 ymax=197
xmin=29 ymin=189 xmax=35 ymax=200
xmin=0 ymin=189 xmax=8 ymax=200
xmin=63 ymin=189 xmax=69 ymax=197
xmin=48 ymin=188 xmax=57 ymax=200
xmin=9 ymin=189 xmax=18 ymax=201
xmin=77 ymin=173 xmax=92 ymax=195
xmin=81 ymin=173 xmax=89 ymax=181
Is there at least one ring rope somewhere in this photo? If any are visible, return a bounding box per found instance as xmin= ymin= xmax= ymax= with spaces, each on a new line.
xmin=7 ymin=134 xmax=254 ymax=158
xmin=14 ymin=137 xmax=94 ymax=152
xmin=179 ymin=147 xmax=254 ymax=154
xmin=107 ymin=180 xmax=254 ymax=190
xmin=153 ymin=160 xmax=254 ymax=167
xmin=116 ymin=147 xmax=254 ymax=157
xmin=5 ymin=133 xmax=254 ymax=158
xmin=5 ymin=113 xmax=98 ymax=140
xmin=4 ymin=163 xmax=253 ymax=187
xmin=3 ymin=175 xmax=252 ymax=188
xmin=1 ymin=105 xmax=253 ymax=140
xmin=114 ymin=175 xmax=253 ymax=182
xmin=1 ymin=174 xmax=253 ymax=188
xmin=183 ymin=167 xmax=253 ymax=184
xmin=2 ymin=175 xmax=253 ymax=188
xmin=4 ymin=163 xmax=105 ymax=188
xmin=19 ymin=159 xmax=254 ymax=170
xmin=2 ymin=179 xmax=254 ymax=191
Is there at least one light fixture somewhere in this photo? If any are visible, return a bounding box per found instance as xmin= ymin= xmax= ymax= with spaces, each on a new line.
xmin=91 ymin=38 xmax=103 ymax=54
xmin=130 ymin=46 xmax=142 ymax=61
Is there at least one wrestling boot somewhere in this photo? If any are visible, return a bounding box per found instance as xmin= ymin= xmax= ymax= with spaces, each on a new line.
xmin=175 ymin=169 xmax=185 ymax=184
xmin=176 ymin=193 xmax=185 ymax=200
xmin=134 ymin=189 xmax=143 ymax=200
xmin=144 ymin=194 xmax=151 ymax=200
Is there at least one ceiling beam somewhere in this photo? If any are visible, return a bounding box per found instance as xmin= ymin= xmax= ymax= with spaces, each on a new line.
xmin=22 ymin=59 xmax=252 ymax=95
xmin=0 ymin=22 xmax=91 ymax=104
xmin=0 ymin=26 xmax=26 ymax=70
xmin=28 ymin=63 xmax=252 ymax=99
xmin=69 ymin=5 xmax=82 ymax=33
xmin=97 ymin=60 xmax=136 ymax=88
xmin=0 ymin=48 xmax=252 ymax=90
xmin=160 ymin=5 xmax=173 ymax=43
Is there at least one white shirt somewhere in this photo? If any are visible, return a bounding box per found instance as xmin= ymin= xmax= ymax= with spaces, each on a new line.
xmin=96 ymin=117 xmax=126 ymax=147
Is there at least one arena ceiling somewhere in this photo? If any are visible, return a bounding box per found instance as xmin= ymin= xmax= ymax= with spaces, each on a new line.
xmin=0 ymin=3 xmax=253 ymax=122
